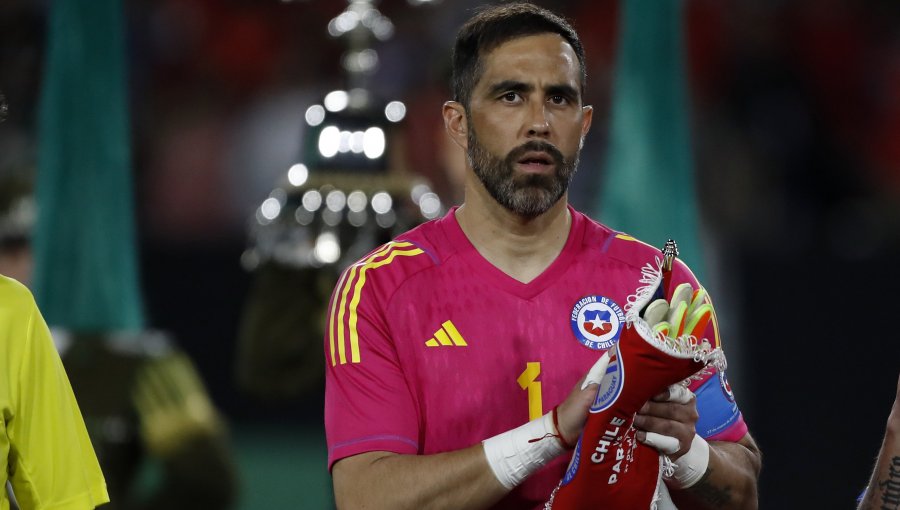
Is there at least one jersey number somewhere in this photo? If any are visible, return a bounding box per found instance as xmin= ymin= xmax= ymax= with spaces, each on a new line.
xmin=517 ymin=362 xmax=543 ymax=420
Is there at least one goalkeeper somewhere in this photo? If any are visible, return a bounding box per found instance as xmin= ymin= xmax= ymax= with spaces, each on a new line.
xmin=326 ymin=4 xmax=761 ymax=509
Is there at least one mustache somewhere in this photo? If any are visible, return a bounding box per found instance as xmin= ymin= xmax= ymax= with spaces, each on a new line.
xmin=505 ymin=140 xmax=566 ymax=167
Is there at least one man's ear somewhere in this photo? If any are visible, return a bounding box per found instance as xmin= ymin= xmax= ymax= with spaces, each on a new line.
xmin=442 ymin=101 xmax=468 ymax=150
xmin=581 ymin=104 xmax=593 ymax=138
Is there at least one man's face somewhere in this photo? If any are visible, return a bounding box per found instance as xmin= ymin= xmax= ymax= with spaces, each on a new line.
xmin=465 ymin=33 xmax=592 ymax=217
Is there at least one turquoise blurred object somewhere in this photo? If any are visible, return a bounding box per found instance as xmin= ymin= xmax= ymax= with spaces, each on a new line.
xmin=600 ymin=0 xmax=705 ymax=279
xmin=34 ymin=0 xmax=144 ymax=331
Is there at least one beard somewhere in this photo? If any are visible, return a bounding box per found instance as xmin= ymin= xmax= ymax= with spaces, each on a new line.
xmin=467 ymin=127 xmax=580 ymax=218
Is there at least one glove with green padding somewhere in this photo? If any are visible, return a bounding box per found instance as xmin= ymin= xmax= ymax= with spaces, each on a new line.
xmin=642 ymin=282 xmax=713 ymax=342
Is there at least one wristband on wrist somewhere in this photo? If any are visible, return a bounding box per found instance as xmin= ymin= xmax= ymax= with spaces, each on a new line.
xmin=482 ymin=412 xmax=567 ymax=489
xmin=664 ymin=434 xmax=710 ymax=489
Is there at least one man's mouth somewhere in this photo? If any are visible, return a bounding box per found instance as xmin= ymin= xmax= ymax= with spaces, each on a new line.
xmin=516 ymin=151 xmax=555 ymax=171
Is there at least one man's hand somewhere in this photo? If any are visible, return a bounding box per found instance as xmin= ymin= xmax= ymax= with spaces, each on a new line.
xmin=633 ymin=282 xmax=709 ymax=458
xmin=634 ymin=386 xmax=699 ymax=459
xmin=555 ymin=353 xmax=610 ymax=445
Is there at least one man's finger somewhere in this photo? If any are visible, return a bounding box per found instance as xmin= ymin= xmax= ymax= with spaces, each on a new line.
xmin=581 ymin=352 xmax=610 ymax=390
xmin=642 ymin=432 xmax=681 ymax=455
xmin=649 ymin=384 xmax=694 ymax=404
xmin=667 ymin=384 xmax=694 ymax=404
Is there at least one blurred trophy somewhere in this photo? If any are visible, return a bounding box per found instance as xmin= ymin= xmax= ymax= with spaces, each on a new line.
xmin=236 ymin=0 xmax=443 ymax=400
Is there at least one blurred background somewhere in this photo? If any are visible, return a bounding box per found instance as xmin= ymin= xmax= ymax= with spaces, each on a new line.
xmin=1 ymin=0 xmax=899 ymax=508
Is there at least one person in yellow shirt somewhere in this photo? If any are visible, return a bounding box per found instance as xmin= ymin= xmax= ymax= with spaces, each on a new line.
xmin=0 ymin=180 xmax=236 ymax=510
xmin=0 ymin=275 xmax=109 ymax=510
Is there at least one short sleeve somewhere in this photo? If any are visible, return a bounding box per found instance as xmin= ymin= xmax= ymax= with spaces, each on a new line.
xmin=324 ymin=257 xmax=421 ymax=470
xmin=7 ymin=296 xmax=109 ymax=510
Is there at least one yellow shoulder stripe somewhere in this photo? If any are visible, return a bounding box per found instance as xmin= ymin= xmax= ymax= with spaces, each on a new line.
xmin=329 ymin=242 xmax=424 ymax=365
xmin=613 ymin=233 xmax=661 ymax=253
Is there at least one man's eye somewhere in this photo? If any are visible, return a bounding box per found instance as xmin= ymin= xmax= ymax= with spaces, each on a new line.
xmin=550 ymin=95 xmax=568 ymax=105
xmin=501 ymin=92 xmax=520 ymax=102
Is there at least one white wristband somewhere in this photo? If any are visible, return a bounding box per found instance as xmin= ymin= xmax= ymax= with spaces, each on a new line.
xmin=665 ymin=434 xmax=710 ymax=489
xmin=482 ymin=412 xmax=566 ymax=489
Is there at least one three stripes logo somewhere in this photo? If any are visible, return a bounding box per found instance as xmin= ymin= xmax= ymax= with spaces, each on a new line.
xmin=425 ymin=320 xmax=468 ymax=348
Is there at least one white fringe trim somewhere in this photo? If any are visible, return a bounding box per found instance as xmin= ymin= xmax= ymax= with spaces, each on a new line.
xmin=624 ymin=257 xmax=664 ymax=317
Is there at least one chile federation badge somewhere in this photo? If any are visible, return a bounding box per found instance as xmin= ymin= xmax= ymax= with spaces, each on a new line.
xmin=570 ymin=295 xmax=625 ymax=350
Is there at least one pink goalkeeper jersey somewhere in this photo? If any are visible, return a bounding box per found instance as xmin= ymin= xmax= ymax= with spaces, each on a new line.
xmin=325 ymin=206 xmax=747 ymax=509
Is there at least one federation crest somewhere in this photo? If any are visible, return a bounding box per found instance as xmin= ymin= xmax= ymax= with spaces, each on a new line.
xmin=570 ymin=295 xmax=625 ymax=350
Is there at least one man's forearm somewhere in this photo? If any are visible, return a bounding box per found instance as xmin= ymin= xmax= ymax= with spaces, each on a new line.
xmin=331 ymin=371 xmax=600 ymax=509
xmin=858 ymin=428 xmax=900 ymax=509
xmin=859 ymin=375 xmax=900 ymax=510
xmin=671 ymin=437 xmax=762 ymax=510
xmin=332 ymin=446 xmax=508 ymax=510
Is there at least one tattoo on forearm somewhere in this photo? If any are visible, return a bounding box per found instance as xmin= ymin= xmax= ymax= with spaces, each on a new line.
xmin=690 ymin=466 xmax=734 ymax=507
xmin=877 ymin=456 xmax=900 ymax=509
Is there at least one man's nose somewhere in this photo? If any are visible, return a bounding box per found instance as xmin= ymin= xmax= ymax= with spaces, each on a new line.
xmin=526 ymin=103 xmax=550 ymax=137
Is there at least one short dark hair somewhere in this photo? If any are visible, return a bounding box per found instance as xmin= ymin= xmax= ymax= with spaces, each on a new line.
xmin=451 ymin=2 xmax=586 ymax=108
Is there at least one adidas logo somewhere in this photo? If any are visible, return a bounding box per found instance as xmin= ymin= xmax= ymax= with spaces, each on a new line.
xmin=425 ymin=320 xmax=468 ymax=347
